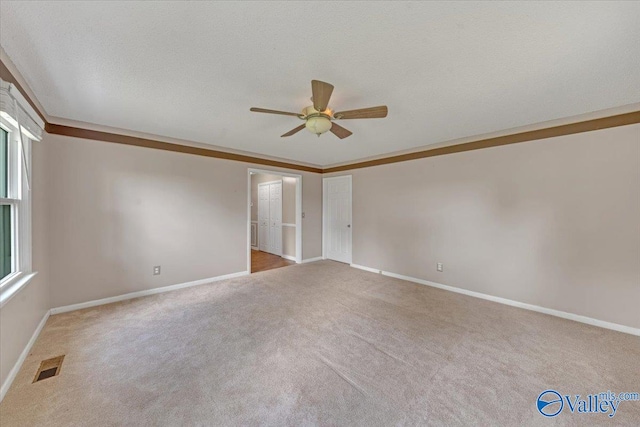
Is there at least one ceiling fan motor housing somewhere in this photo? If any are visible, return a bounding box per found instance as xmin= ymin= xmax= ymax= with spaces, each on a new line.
xmin=302 ymin=105 xmax=332 ymax=135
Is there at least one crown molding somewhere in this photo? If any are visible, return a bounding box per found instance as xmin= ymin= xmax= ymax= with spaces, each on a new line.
xmin=47 ymin=115 xmax=322 ymax=169
xmin=45 ymin=123 xmax=323 ymax=173
xmin=323 ymin=109 xmax=640 ymax=173
xmin=322 ymin=103 xmax=640 ymax=171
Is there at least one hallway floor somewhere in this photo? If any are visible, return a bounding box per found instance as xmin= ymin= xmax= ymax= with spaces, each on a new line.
xmin=251 ymin=249 xmax=295 ymax=273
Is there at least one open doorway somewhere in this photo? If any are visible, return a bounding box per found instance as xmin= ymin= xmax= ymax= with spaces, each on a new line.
xmin=247 ymin=169 xmax=302 ymax=273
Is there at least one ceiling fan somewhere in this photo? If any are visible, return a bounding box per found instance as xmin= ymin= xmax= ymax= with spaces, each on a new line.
xmin=250 ymin=80 xmax=388 ymax=139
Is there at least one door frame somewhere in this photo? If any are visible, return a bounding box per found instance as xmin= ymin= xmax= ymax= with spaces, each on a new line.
xmin=322 ymin=175 xmax=352 ymax=264
xmin=247 ymin=168 xmax=303 ymax=273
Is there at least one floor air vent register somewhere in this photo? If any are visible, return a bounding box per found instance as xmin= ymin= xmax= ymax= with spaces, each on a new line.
xmin=33 ymin=355 xmax=65 ymax=383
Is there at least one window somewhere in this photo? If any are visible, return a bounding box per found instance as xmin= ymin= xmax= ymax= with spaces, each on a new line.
xmin=0 ymin=124 xmax=31 ymax=286
xmin=1 ymin=128 xmax=12 ymax=280
xmin=0 ymin=79 xmax=41 ymax=303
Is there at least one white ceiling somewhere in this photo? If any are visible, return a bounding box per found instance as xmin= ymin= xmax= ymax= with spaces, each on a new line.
xmin=1 ymin=1 xmax=639 ymax=167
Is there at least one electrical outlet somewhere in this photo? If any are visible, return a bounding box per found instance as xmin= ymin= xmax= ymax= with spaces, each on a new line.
xmin=153 ymin=266 xmax=161 ymax=275
xmin=437 ymin=263 xmax=443 ymax=272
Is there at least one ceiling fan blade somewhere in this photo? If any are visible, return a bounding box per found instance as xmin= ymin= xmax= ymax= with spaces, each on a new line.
xmin=333 ymin=106 xmax=388 ymax=119
xmin=250 ymin=107 xmax=301 ymax=117
xmin=330 ymin=122 xmax=353 ymax=139
xmin=311 ymin=80 xmax=334 ymax=112
xmin=281 ymin=124 xmax=306 ymax=137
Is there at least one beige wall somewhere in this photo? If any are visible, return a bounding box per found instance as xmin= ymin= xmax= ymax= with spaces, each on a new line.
xmin=45 ymin=133 xmax=322 ymax=308
xmin=0 ymin=141 xmax=50 ymax=390
xmin=282 ymin=226 xmax=296 ymax=258
xmin=334 ymin=124 xmax=640 ymax=329
xmin=282 ymin=177 xmax=296 ymax=225
xmin=282 ymin=177 xmax=297 ymax=257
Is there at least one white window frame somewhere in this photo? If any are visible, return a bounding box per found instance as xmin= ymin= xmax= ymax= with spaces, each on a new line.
xmin=0 ymin=117 xmax=35 ymax=307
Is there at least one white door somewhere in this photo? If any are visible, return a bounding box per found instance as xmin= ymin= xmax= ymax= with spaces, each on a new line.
xmin=324 ymin=176 xmax=352 ymax=264
xmin=269 ymin=181 xmax=283 ymax=256
xmin=258 ymin=183 xmax=270 ymax=252
xmin=258 ymin=180 xmax=283 ymax=255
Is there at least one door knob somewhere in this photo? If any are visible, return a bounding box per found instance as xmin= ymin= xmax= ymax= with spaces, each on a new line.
xmin=347 ymin=224 xmax=351 ymax=228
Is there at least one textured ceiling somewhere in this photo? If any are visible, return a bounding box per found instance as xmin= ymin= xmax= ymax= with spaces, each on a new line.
xmin=1 ymin=1 xmax=639 ymax=167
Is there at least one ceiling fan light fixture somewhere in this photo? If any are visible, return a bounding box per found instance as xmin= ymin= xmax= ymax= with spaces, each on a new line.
xmin=305 ymin=116 xmax=332 ymax=135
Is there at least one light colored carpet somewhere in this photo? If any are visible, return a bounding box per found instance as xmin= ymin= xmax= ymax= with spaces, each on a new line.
xmin=1 ymin=261 xmax=639 ymax=426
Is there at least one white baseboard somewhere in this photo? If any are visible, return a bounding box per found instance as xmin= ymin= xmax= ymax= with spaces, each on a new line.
xmin=350 ymin=264 xmax=381 ymax=274
xmin=282 ymin=254 xmax=297 ymax=262
xmin=301 ymin=257 xmax=323 ymax=264
xmin=352 ymin=265 xmax=640 ymax=337
xmin=1 ymin=309 xmax=50 ymax=402
xmin=51 ymin=271 xmax=249 ymax=315
xmin=251 ymin=246 xmax=258 ymax=251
